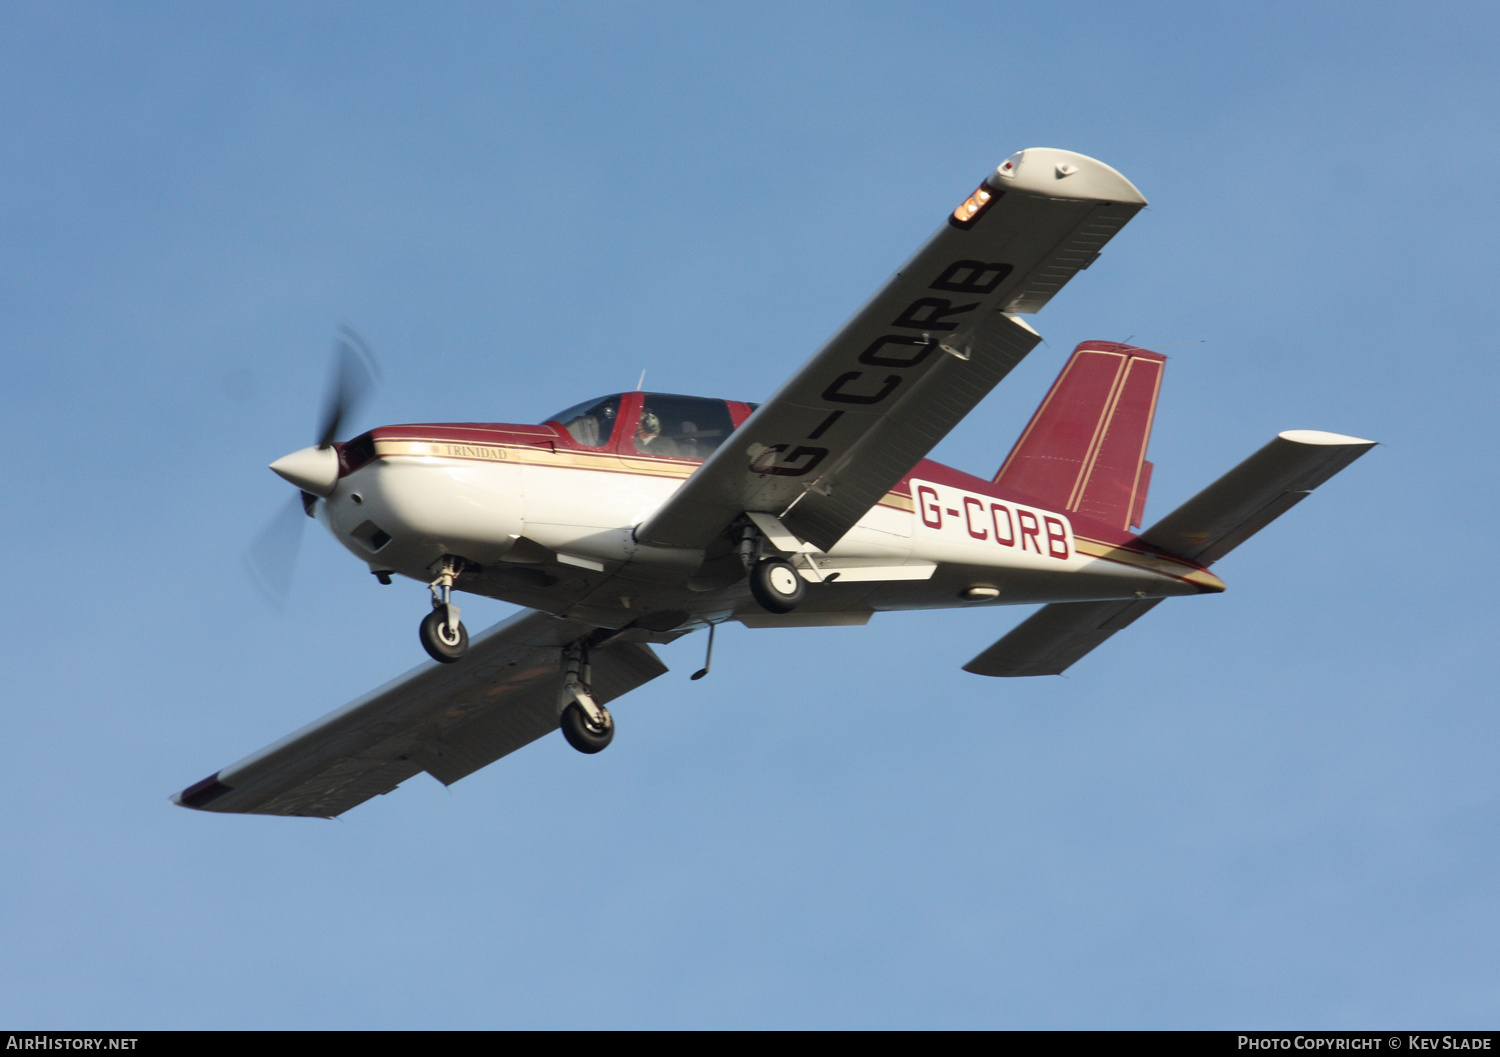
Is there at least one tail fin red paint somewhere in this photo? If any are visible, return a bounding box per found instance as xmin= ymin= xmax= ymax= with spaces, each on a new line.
xmin=993 ymin=341 xmax=1165 ymax=530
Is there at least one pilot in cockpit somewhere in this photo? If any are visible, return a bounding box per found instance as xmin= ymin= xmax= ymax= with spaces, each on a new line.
xmin=633 ymin=409 xmax=680 ymax=457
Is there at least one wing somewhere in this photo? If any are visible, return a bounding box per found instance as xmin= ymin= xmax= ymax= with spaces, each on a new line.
xmin=638 ymin=147 xmax=1147 ymax=554
xmin=173 ymin=610 xmax=667 ymax=818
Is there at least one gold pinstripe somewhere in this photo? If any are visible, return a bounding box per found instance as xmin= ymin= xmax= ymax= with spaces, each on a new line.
xmin=1073 ymin=537 xmax=1224 ymax=589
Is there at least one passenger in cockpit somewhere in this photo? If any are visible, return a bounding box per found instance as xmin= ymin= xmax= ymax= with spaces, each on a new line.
xmin=556 ymin=396 xmax=619 ymax=447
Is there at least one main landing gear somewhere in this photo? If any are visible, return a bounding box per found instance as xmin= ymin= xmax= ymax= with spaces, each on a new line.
xmin=749 ymin=557 xmax=805 ymax=613
xmin=740 ymin=518 xmax=806 ymax=614
xmin=419 ymin=558 xmax=469 ymax=664
xmin=558 ymin=642 xmax=614 ymax=753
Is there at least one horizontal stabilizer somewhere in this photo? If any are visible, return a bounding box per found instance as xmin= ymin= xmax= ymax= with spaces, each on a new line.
xmin=964 ymin=430 xmax=1373 ymax=678
xmin=1138 ymin=430 xmax=1374 ymax=564
xmin=963 ymin=598 xmax=1162 ymax=677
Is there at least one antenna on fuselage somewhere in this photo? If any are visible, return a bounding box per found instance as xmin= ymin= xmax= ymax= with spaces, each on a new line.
xmin=636 ymin=369 xmax=646 ymax=391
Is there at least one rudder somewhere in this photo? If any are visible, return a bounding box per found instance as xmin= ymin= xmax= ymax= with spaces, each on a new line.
xmin=993 ymin=341 xmax=1165 ymax=530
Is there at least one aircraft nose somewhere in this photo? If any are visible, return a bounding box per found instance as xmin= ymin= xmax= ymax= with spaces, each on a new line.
xmin=269 ymin=445 xmax=340 ymax=497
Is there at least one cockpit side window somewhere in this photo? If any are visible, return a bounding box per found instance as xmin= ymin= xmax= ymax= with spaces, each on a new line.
xmin=633 ymin=394 xmax=736 ymax=460
xmin=546 ymin=394 xmax=622 ymax=447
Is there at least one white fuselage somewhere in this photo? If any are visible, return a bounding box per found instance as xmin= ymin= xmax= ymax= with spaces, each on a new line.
xmin=317 ymin=449 xmax=1217 ymax=634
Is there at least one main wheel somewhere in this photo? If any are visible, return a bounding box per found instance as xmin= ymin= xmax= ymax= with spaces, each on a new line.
xmin=419 ymin=608 xmax=469 ymax=663
xmin=749 ymin=557 xmax=805 ymax=613
xmin=560 ymin=703 xmax=614 ymax=754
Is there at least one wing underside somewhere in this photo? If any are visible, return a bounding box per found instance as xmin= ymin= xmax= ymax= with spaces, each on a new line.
xmin=639 ymin=148 xmax=1148 ymax=555
xmin=175 ymin=610 xmax=667 ymax=817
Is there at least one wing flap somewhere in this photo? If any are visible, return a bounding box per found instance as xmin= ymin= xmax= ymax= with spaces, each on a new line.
xmin=781 ymin=313 xmax=1041 ymax=550
xmin=174 ymin=610 xmax=667 ymax=818
xmin=962 ymin=598 xmax=1163 ymax=677
xmin=419 ymin=681 xmax=560 ymax=787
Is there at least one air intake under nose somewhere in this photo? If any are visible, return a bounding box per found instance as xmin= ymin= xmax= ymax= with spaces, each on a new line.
xmin=350 ymin=520 xmax=392 ymax=553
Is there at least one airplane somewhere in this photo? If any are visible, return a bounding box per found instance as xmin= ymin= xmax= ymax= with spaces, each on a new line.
xmin=175 ymin=147 xmax=1373 ymax=818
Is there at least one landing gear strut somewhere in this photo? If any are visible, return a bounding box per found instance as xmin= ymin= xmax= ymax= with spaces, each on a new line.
xmin=419 ymin=558 xmax=469 ymax=663
xmin=558 ymin=642 xmax=614 ymax=753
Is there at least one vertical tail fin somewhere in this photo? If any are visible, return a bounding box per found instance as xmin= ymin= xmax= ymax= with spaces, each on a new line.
xmin=993 ymin=341 xmax=1165 ymax=530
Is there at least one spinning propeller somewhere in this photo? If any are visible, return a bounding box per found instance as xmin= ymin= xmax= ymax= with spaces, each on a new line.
xmin=246 ymin=325 xmax=379 ymax=605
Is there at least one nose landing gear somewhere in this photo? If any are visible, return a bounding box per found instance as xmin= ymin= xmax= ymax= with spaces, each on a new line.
xmin=560 ymin=701 xmax=614 ymax=753
xmin=419 ymin=558 xmax=469 ymax=663
xmin=558 ymin=642 xmax=614 ymax=753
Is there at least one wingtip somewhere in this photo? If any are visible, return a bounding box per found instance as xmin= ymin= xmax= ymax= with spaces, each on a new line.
xmin=174 ymin=773 xmax=233 ymax=811
xmin=1277 ymin=429 xmax=1377 ymax=448
xmin=990 ymin=148 xmax=1147 ymax=206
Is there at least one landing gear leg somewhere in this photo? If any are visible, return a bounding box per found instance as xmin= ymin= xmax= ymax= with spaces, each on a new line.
xmin=419 ymin=558 xmax=469 ymax=663
xmin=736 ymin=517 xmax=805 ymax=614
xmin=737 ymin=519 xmax=762 ymax=573
xmin=558 ymin=642 xmax=614 ymax=754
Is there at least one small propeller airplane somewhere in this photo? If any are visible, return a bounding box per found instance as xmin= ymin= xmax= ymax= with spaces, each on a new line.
xmin=177 ymin=147 xmax=1373 ymax=818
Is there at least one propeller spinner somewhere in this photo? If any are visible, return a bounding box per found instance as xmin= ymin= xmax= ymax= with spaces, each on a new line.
xmin=246 ymin=325 xmax=379 ymax=605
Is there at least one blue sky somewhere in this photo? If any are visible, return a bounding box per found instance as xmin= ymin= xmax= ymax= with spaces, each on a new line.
xmin=2 ymin=1 xmax=1498 ymax=1028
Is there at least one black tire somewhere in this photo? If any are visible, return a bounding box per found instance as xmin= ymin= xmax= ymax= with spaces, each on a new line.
xmin=749 ymin=557 xmax=805 ymax=613
xmin=419 ymin=608 xmax=469 ymax=663
xmin=560 ymin=703 xmax=614 ymax=754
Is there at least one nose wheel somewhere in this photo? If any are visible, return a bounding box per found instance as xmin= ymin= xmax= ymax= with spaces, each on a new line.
xmin=420 ymin=559 xmax=469 ymax=663
xmin=420 ymin=607 xmax=469 ymax=663
xmin=557 ymin=641 xmax=615 ymax=753
xmin=560 ymin=702 xmax=614 ymax=753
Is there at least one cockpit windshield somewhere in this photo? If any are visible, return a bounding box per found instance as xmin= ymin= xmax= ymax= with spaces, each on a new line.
xmin=547 ymin=394 xmax=622 ymax=447
xmin=545 ymin=392 xmax=738 ymax=458
xmin=632 ymin=394 xmax=735 ymax=460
